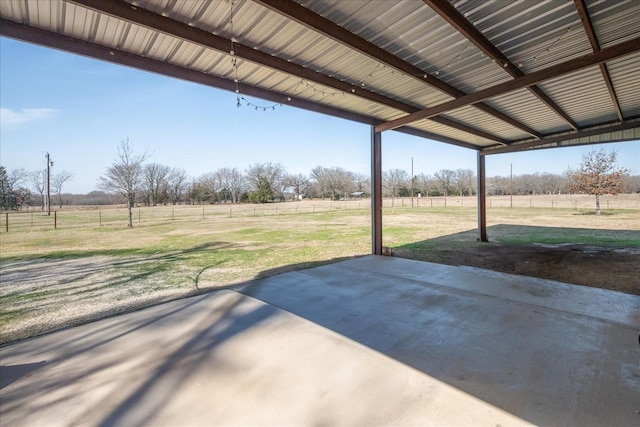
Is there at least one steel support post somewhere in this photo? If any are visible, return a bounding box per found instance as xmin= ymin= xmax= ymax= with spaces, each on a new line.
xmin=477 ymin=151 xmax=488 ymax=242
xmin=371 ymin=127 xmax=383 ymax=254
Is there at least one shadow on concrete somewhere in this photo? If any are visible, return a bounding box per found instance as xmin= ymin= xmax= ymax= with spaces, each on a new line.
xmin=0 ymin=361 xmax=47 ymax=389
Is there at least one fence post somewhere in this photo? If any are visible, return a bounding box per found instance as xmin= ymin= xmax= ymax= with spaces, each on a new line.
xmin=202 ymin=206 xmax=205 ymax=220
xmin=99 ymin=210 xmax=102 ymax=226
xmin=172 ymin=208 xmax=175 ymax=220
xmin=5 ymin=213 xmax=8 ymax=232
xmin=229 ymin=207 xmax=232 ymax=218
xmin=31 ymin=212 xmax=34 ymax=227
xmin=54 ymin=210 xmax=57 ymax=229
xmin=138 ymin=209 xmax=141 ymax=223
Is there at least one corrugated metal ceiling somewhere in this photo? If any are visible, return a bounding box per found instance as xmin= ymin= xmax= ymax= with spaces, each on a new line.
xmin=0 ymin=0 xmax=638 ymax=154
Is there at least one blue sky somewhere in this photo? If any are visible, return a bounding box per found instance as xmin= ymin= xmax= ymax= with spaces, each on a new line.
xmin=1 ymin=37 xmax=638 ymax=194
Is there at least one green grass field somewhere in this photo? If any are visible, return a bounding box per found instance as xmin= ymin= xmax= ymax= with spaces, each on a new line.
xmin=1 ymin=198 xmax=639 ymax=343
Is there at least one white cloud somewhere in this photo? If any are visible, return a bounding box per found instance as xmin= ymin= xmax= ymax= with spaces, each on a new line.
xmin=0 ymin=107 xmax=59 ymax=127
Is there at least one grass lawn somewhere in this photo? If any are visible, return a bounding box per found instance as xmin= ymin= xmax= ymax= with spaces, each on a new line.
xmin=1 ymin=200 xmax=639 ymax=343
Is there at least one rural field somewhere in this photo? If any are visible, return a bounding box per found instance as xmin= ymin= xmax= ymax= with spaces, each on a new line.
xmin=1 ymin=195 xmax=639 ymax=344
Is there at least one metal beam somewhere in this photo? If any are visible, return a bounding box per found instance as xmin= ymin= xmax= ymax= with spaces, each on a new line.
xmin=574 ymin=0 xmax=625 ymax=123
xmin=371 ymin=128 xmax=383 ymax=255
xmin=253 ymin=0 xmax=542 ymax=139
xmin=423 ymin=0 xmax=579 ymax=131
xmin=67 ymin=0 xmax=508 ymax=146
xmin=482 ymin=119 xmax=640 ymax=155
xmin=477 ymin=152 xmax=487 ymax=242
xmin=375 ymin=36 xmax=640 ymax=132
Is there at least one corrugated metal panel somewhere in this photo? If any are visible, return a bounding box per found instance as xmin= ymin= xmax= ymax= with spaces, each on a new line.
xmin=607 ymin=54 xmax=640 ymax=118
xmin=304 ymin=0 xmax=514 ymax=94
xmin=456 ymin=0 xmax=591 ymax=74
xmin=484 ymin=89 xmax=570 ymax=135
xmin=412 ymin=119 xmax=497 ymax=147
xmin=443 ymin=106 xmax=530 ymax=141
xmin=587 ymin=0 xmax=640 ymax=48
xmin=537 ymin=66 xmax=619 ymax=127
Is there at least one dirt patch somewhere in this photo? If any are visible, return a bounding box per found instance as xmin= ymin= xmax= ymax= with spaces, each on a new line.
xmin=397 ymin=243 xmax=640 ymax=295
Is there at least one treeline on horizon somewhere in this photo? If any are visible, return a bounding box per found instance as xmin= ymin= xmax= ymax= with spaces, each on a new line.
xmin=2 ymin=162 xmax=640 ymax=209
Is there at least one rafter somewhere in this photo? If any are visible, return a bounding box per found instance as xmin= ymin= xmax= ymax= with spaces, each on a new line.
xmin=574 ymin=0 xmax=624 ymax=123
xmin=423 ymin=0 xmax=579 ymax=131
xmin=253 ymin=0 xmax=542 ymax=139
xmin=0 ymin=17 xmax=477 ymax=151
xmin=67 ymin=0 xmax=506 ymax=145
xmin=375 ymin=36 xmax=640 ymax=132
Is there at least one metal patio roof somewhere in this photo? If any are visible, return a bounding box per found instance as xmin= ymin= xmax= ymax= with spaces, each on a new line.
xmin=1 ymin=0 xmax=639 ymax=154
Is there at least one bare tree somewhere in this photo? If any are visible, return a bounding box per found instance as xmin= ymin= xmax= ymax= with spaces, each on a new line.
xmin=245 ymin=163 xmax=286 ymax=203
xmin=452 ymin=169 xmax=475 ymax=196
xmin=143 ymin=163 xmax=170 ymax=206
xmin=31 ymin=169 xmax=46 ymax=210
xmin=1 ymin=167 xmax=28 ymax=210
xmin=198 ymin=172 xmax=220 ymax=203
xmin=285 ymin=173 xmax=310 ymax=200
xmin=98 ymin=139 xmax=149 ymax=228
xmin=52 ymin=171 xmax=73 ymax=208
xmin=569 ymin=148 xmax=629 ymax=215
xmin=310 ymin=166 xmax=330 ymax=200
xmin=167 ymin=168 xmax=189 ymax=205
xmin=326 ymin=167 xmax=355 ymax=200
xmin=434 ymin=169 xmax=455 ymax=196
xmin=216 ymin=167 xmax=245 ymax=203
xmin=353 ymin=173 xmax=370 ymax=194
xmin=383 ymin=169 xmax=409 ymax=199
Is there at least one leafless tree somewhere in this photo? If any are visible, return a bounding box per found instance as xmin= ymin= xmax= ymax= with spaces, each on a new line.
xmin=285 ymin=173 xmax=310 ymax=200
xmin=310 ymin=166 xmax=330 ymax=200
xmin=143 ymin=163 xmax=170 ymax=206
xmin=216 ymin=167 xmax=245 ymax=203
xmin=353 ymin=173 xmax=370 ymax=194
xmin=31 ymin=169 xmax=46 ymax=210
xmin=167 ymin=168 xmax=189 ymax=205
xmin=98 ymin=138 xmax=150 ymax=228
xmin=52 ymin=171 xmax=73 ymax=208
xmin=434 ymin=169 xmax=455 ymax=196
xmin=325 ymin=167 xmax=355 ymax=200
xmin=383 ymin=169 xmax=409 ymax=198
xmin=198 ymin=172 xmax=220 ymax=203
xmin=452 ymin=169 xmax=475 ymax=196
xmin=245 ymin=163 xmax=286 ymax=203
xmin=1 ymin=167 xmax=28 ymax=210
xmin=569 ymin=148 xmax=629 ymax=215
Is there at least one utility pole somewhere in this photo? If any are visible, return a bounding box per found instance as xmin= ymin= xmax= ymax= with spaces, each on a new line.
xmin=46 ymin=153 xmax=53 ymax=216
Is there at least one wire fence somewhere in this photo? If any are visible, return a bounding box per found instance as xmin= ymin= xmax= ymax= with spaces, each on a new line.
xmin=2 ymin=194 xmax=639 ymax=232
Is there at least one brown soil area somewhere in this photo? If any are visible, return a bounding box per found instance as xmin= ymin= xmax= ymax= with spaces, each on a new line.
xmin=402 ymin=243 xmax=640 ymax=295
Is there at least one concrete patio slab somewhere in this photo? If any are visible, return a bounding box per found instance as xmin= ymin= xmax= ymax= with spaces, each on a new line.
xmin=1 ymin=255 xmax=638 ymax=426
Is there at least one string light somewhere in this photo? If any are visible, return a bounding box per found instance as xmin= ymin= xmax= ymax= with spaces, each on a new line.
xmin=530 ymin=25 xmax=573 ymax=64
xmin=227 ymin=0 xmax=291 ymax=111
xmin=432 ymin=41 xmax=470 ymax=76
